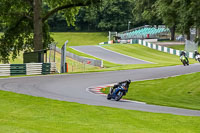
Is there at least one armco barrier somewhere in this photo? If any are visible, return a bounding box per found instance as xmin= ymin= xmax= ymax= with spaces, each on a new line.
xmin=0 ymin=64 xmax=10 ymax=76
xmin=0 ymin=63 xmax=56 ymax=76
xmin=42 ymin=63 xmax=51 ymax=75
xmin=26 ymin=63 xmax=42 ymax=75
xmin=10 ymin=64 xmax=26 ymax=76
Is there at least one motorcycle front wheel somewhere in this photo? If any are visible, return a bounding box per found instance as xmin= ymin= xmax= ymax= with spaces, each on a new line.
xmin=198 ymin=58 xmax=200 ymax=63
xmin=182 ymin=60 xmax=186 ymax=66
xmin=107 ymin=93 xmax=111 ymax=100
xmin=115 ymin=91 xmax=124 ymax=101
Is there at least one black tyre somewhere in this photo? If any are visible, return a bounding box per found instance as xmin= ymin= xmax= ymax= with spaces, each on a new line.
xmin=183 ymin=62 xmax=186 ymax=66
xmin=182 ymin=60 xmax=186 ymax=66
xmin=198 ymin=58 xmax=200 ymax=63
xmin=115 ymin=91 xmax=123 ymax=101
xmin=107 ymin=94 xmax=111 ymax=100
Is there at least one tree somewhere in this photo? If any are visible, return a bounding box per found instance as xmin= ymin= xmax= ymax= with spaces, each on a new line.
xmin=155 ymin=0 xmax=181 ymax=40
xmin=177 ymin=0 xmax=194 ymax=40
xmin=97 ymin=0 xmax=134 ymax=31
xmin=132 ymin=0 xmax=161 ymax=26
xmin=0 ymin=0 xmax=100 ymax=63
xmin=177 ymin=0 xmax=200 ymax=41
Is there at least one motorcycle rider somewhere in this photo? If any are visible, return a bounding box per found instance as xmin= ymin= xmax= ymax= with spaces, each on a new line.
xmin=194 ymin=50 xmax=200 ymax=60
xmin=111 ymin=80 xmax=131 ymax=97
xmin=180 ymin=51 xmax=189 ymax=63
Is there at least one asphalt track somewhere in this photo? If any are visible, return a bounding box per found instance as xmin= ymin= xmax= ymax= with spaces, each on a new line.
xmin=1 ymin=64 xmax=200 ymax=116
xmin=70 ymin=45 xmax=151 ymax=64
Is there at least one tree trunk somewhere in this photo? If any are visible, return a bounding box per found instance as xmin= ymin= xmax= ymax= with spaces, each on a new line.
xmin=197 ymin=28 xmax=200 ymax=38
xmin=186 ymin=29 xmax=190 ymax=40
xmin=33 ymin=0 xmax=43 ymax=51
xmin=170 ymin=25 xmax=176 ymax=41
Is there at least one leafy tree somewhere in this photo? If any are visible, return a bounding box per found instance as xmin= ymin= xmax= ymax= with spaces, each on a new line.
xmin=0 ymin=0 xmax=100 ymax=63
xmin=155 ymin=0 xmax=181 ymax=40
xmin=74 ymin=0 xmax=134 ymax=32
xmin=178 ymin=0 xmax=200 ymax=41
xmin=191 ymin=0 xmax=200 ymax=43
xmin=177 ymin=0 xmax=194 ymax=40
xmin=97 ymin=0 xmax=134 ymax=31
xmin=132 ymin=0 xmax=161 ymax=26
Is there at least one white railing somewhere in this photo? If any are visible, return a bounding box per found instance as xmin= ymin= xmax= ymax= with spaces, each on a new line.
xmin=0 ymin=64 xmax=10 ymax=76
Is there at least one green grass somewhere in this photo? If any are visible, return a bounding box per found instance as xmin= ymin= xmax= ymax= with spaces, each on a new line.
xmin=167 ymin=45 xmax=200 ymax=51
xmin=52 ymin=51 xmax=100 ymax=73
xmin=103 ymin=44 xmax=196 ymax=65
xmin=68 ymin=47 xmax=119 ymax=68
xmin=1 ymin=32 xmax=199 ymax=73
xmin=4 ymin=44 xmax=198 ymax=73
xmin=102 ymin=72 xmax=200 ymax=110
xmin=0 ymin=90 xmax=200 ymax=133
xmin=51 ymin=32 xmax=108 ymax=47
xmin=0 ymin=51 xmax=99 ymax=73
xmin=167 ymin=45 xmax=185 ymax=50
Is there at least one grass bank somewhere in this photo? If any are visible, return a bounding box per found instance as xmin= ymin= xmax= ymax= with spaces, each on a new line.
xmin=51 ymin=32 xmax=108 ymax=47
xmin=102 ymin=72 xmax=200 ymax=110
xmin=167 ymin=45 xmax=200 ymax=51
xmin=103 ymin=44 xmax=196 ymax=65
xmin=0 ymin=90 xmax=200 ymax=133
xmin=2 ymin=32 xmax=199 ymax=73
xmin=4 ymin=44 xmax=198 ymax=73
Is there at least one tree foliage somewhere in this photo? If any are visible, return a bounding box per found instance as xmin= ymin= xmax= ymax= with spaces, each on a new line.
xmin=132 ymin=0 xmax=161 ymax=26
xmin=76 ymin=0 xmax=134 ymax=32
xmin=133 ymin=0 xmax=200 ymax=41
xmin=1 ymin=0 xmax=200 ymax=63
xmin=0 ymin=0 xmax=100 ymax=63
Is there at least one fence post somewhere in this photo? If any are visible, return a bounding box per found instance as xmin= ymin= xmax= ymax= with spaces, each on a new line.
xmin=61 ymin=40 xmax=68 ymax=73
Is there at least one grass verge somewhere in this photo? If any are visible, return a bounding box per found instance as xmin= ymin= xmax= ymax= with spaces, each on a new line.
xmin=101 ymin=72 xmax=200 ymax=110
xmin=0 ymin=90 xmax=200 ymax=133
xmin=51 ymin=32 xmax=108 ymax=47
xmin=103 ymin=44 xmax=196 ymax=65
xmin=167 ymin=45 xmax=200 ymax=51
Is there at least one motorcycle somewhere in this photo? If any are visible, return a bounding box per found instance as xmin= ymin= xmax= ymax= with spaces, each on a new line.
xmin=180 ymin=55 xmax=189 ymax=66
xmin=195 ymin=54 xmax=200 ymax=63
xmin=107 ymin=84 xmax=128 ymax=101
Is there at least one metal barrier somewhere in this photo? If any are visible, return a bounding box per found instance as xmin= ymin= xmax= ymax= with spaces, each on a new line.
xmin=0 ymin=64 xmax=10 ymax=76
xmin=0 ymin=63 xmax=56 ymax=76
xmin=56 ymin=47 xmax=103 ymax=67
xmin=10 ymin=64 xmax=26 ymax=76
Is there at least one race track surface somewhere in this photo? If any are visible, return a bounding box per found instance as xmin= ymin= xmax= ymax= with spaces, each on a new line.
xmin=70 ymin=46 xmax=151 ymax=64
xmin=1 ymin=64 xmax=200 ymax=116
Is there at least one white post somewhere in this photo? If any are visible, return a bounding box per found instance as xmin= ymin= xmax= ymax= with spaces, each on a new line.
xmin=109 ymin=31 xmax=111 ymax=41
xmin=61 ymin=40 xmax=68 ymax=73
xmin=128 ymin=21 xmax=131 ymax=32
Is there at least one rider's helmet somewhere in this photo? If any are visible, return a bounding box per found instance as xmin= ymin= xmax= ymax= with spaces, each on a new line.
xmin=194 ymin=50 xmax=198 ymax=54
xmin=127 ymin=79 xmax=131 ymax=84
xmin=181 ymin=51 xmax=186 ymax=56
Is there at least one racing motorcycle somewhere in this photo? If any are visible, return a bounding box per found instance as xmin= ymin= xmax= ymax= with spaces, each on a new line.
xmin=107 ymin=80 xmax=130 ymax=101
xmin=195 ymin=54 xmax=200 ymax=63
xmin=180 ymin=55 xmax=189 ymax=66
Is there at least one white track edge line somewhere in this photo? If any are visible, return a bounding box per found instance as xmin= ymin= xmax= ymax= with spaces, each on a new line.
xmin=97 ymin=46 xmax=155 ymax=64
